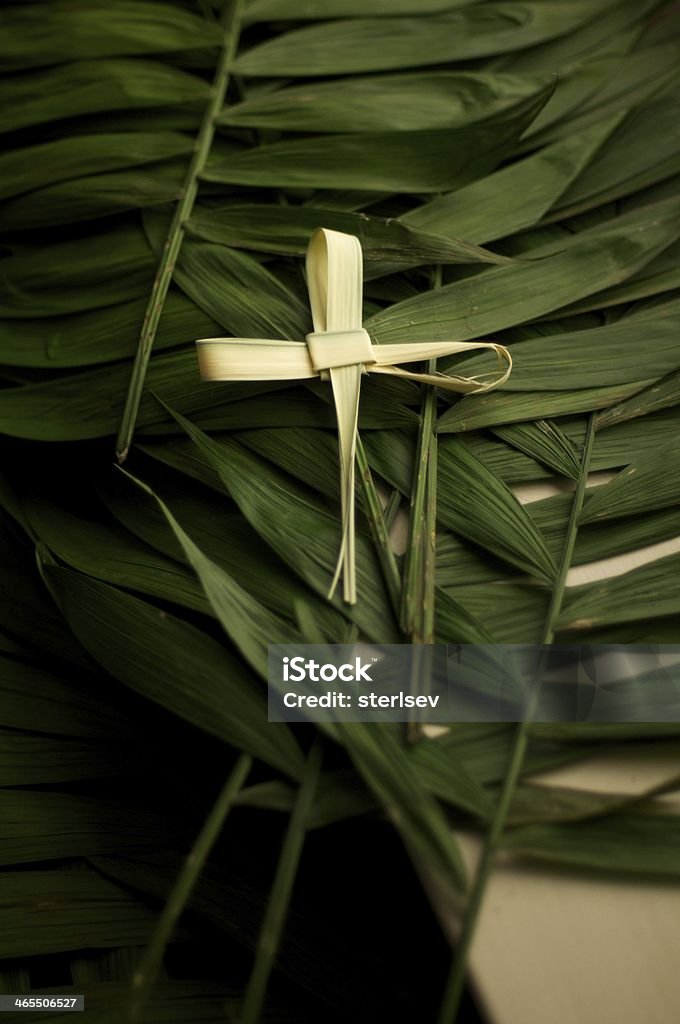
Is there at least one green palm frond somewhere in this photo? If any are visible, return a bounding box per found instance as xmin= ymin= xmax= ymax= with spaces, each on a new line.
xmin=1 ymin=0 xmax=680 ymax=1020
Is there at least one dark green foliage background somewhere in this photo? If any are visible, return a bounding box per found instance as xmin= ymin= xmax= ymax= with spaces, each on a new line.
xmin=1 ymin=1 xmax=680 ymax=1020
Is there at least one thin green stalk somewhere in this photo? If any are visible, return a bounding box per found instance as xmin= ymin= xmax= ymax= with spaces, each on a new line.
xmin=436 ymin=416 xmax=596 ymax=1024
xmin=423 ymin=413 xmax=438 ymax=644
xmin=129 ymin=753 xmax=252 ymax=1019
xmin=356 ymin=435 xmax=402 ymax=618
xmin=402 ymin=266 xmax=441 ymax=741
xmin=401 ymin=266 xmax=441 ymax=641
xmin=401 ymin=364 xmax=439 ymax=640
xmin=116 ymin=0 xmax=244 ymax=463
xmin=401 ymin=368 xmax=437 ymax=742
xmin=240 ymin=740 xmax=323 ymax=1024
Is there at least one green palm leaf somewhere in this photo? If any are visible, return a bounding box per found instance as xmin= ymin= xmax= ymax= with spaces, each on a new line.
xmin=2 ymin=1 xmax=679 ymax=1018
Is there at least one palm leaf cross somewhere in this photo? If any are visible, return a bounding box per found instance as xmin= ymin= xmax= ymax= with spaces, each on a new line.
xmin=196 ymin=227 xmax=512 ymax=604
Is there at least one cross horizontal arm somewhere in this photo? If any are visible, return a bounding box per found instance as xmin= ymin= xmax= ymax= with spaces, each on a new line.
xmin=196 ymin=335 xmax=511 ymax=391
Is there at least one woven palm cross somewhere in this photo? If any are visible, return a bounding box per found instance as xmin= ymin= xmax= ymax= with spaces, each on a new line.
xmin=196 ymin=228 xmax=511 ymax=605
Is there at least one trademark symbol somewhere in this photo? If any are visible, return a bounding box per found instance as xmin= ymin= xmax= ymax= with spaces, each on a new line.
xmin=372 ymin=657 xmax=378 ymax=662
